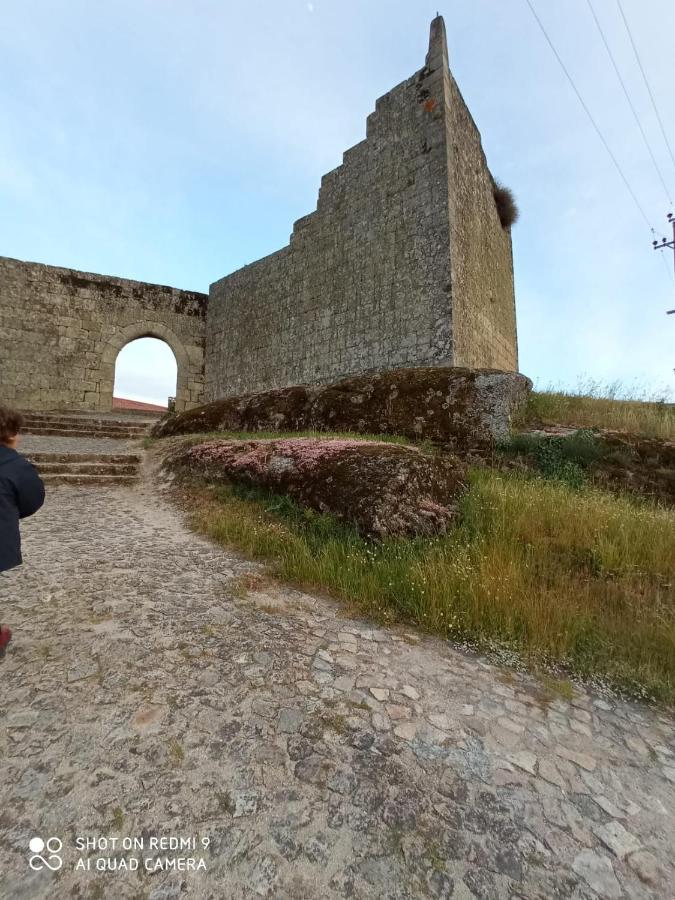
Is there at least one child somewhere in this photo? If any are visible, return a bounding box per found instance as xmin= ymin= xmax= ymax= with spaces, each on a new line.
xmin=0 ymin=405 xmax=45 ymax=657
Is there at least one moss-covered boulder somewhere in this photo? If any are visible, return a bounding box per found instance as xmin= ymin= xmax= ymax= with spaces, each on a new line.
xmin=164 ymin=438 xmax=467 ymax=539
xmin=152 ymin=367 xmax=532 ymax=451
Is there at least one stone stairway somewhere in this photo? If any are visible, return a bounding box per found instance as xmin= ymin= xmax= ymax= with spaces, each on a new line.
xmin=19 ymin=409 xmax=158 ymax=487
xmin=21 ymin=411 xmax=155 ymax=439
xmin=26 ymin=451 xmax=142 ymax=486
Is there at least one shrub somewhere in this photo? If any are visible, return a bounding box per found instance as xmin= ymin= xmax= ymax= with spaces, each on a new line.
xmin=500 ymin=429 xmax=605 ymax=487
xmin=493 ymin=181 xmax=519 ymax=228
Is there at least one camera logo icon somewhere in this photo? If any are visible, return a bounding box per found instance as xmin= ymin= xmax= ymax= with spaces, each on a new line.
xmin=28 ymin=836 xmax=63 ymax=871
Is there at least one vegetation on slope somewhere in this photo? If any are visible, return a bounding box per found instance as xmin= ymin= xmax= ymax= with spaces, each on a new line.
xmin=161 ymin=386 xmax=674 ymax=701
xmin=522 ymin=382 xmax=674 ymax=440
xmin=498 ymin=428 xmax=674 ymax=503
xmin=182 ymin=468 xmax=675 ymax=702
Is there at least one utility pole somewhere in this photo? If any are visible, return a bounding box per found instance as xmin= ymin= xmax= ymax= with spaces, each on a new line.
xmin=653 ymin=213 xmax=675 ymax=313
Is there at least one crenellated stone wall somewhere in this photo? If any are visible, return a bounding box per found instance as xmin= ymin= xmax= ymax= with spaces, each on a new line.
xmin=205 ymin=16 xmax=518 ymax=401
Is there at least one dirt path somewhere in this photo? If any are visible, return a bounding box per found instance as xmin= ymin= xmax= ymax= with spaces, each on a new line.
xmin=1 ymin=459 xmax=674 ymax=899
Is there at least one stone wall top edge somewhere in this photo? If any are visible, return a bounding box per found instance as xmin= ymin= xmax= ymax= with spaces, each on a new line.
xmin=446 ymin=70 xmax=493 ymax=180
xmin=372 ymin=67 xmax=426 ymax=110
xmin=0 ymin=254 xmax=208 ymax=303
xmin=317 ymin=71 xmax=425 ymax=190
xmin=209 ymin=245 xmax=292 ymax=292
xmin=210 ymin=67 xmax=431 ymax=292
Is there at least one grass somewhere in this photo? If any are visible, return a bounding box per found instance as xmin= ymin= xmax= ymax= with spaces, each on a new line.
xmin=154 ymin=428 xmax=416 ymax=447
xmin=167 ymin=739 xmax=185 ymax=766
xmin=321 ymin=712 xmax=348 ymax=735
xmin=499 ymin=428 xmax=607 ymax=488
xmin=521 ymin=380 xmax=674 ymax=440
xmin=537 ymin=673 xmax=576 ymax=703
xmin=184 ymin=471 xmax=675 ymax=702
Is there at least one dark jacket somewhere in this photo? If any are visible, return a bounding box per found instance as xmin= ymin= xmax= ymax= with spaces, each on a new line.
xmin=0 ymin=445 xmax=45 ymax=572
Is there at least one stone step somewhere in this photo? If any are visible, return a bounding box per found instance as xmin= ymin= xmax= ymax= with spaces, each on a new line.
xmin=41 ymin=474 xmax=139 ymax=486
xmin=23 ymin=417 xmax=147 ymax=430
xmin=24 ymin=410 xmax=149 ymax=423
xmin=24 ymin=449 xmax=142 ymax=485
xmin=22 ymin=426 xmax=145 ymax=439
xmin=23 ymin=423 xmax=149 ymax=436
xmin=35 ymin=462 xmax=139 ymax=476
xmin=22 ymin=415 xmax=150 ymax=436
xmin=24 ymin=411 xmax=148 ymax=421
xmin=26 ymin=452 xmax=141 ymax=464
xmin=23 ymin=410 xmax=155 ymax=424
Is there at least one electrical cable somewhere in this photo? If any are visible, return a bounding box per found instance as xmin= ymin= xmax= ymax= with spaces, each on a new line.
xmin=525 ymin=0 xmax=673 ymax=290
xmin=524 ymin=0 xmax=654 ymax=232
xmin=616 ymin=0 xmax=675 ymax=180
xmin=587 ymin=0 xmax=673 ymax=205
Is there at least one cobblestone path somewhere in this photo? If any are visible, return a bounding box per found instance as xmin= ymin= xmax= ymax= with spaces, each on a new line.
xmin=1 ymin=460 xmax=674 ymax=899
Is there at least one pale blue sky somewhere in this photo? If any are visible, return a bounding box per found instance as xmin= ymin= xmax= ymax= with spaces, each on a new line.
xmin=1 ymin=0 xmax=674 ymax=405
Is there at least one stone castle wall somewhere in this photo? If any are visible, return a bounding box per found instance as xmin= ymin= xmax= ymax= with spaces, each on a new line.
xmin=0 ymin=17 xmax=519 ymax=414
xmin=206 ymin=63 xmax=455 ymax=400
xmin=0 ymin=256 xmax=207 ymax=412
xmin=205 ymin=16 xmax=517 ymax=401
xmin=444 ymin=69 xmax=517 ymax=370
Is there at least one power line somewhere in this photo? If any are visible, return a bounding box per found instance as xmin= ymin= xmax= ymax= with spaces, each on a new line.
xmin=523 ymin=0 xmax=655 ymax=233
xmin=616 ymin=0 xmax=675 ymax=180
xmin=586 ymin=0 xmax=673 ymax=205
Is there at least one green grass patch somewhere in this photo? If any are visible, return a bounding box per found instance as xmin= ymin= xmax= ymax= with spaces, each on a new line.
xmin=521 ymin=383 xmax=674 ymax=440
xmin=500 ymin=428 xmax=607 ymax=487
xmin=167 ymin=739 xmax=185 ymax=766
xmin=186 ymin=471 xmax=675 ymax=702
xmin=537 ymin=673 xmax=577 ymax=703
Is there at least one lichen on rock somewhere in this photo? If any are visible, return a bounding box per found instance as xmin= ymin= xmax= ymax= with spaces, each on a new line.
xmin=164 ymin=437 xmax=467 ymax=539
xmin=153 ymin=366 xmax=532 ymax=451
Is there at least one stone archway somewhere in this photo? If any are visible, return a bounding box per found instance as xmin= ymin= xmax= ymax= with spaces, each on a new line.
xmin=99 ymin=321 xmax=192 ymax=413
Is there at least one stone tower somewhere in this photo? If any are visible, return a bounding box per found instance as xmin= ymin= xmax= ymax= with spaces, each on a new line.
xmin=205 ymin=15 xmax=518 ymax=401
xmin=423 ymin=15 xmax=518 ymax=370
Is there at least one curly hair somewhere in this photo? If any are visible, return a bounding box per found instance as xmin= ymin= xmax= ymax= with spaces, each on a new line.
xmin=0 ymin=405 xmax=24 ymax=444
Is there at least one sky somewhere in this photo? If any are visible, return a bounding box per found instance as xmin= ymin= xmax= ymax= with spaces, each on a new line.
xmin=1 ymin=0 xmax=674 ymax=405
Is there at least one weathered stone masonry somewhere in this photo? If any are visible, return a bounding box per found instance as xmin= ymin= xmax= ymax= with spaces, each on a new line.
xmin=0 ymin=16 xmax=518 ymax=413
xmin=0 ymin=256 xmax=207 ymax=412
xmin=205 ymin=16 xmax=517 ymax=400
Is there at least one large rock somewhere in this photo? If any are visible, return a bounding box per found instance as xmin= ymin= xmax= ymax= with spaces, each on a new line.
xmin=164 ymin=438 xmax=467 ymax=539
xmin=153 ymin=367 xmax=532 ymax=451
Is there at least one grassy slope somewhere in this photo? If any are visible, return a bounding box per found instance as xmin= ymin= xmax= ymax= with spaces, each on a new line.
xmin=523 ymin=391 xmax=674 ymax=440
xmin=185 ymin=469 xmax=675 ymax=702
xmin=163 ymin=390 xmax=675 ymax=701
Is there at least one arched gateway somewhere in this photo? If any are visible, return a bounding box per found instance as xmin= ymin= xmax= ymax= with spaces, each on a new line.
xmin=101 ymin=323 xmax=192 ymax=413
